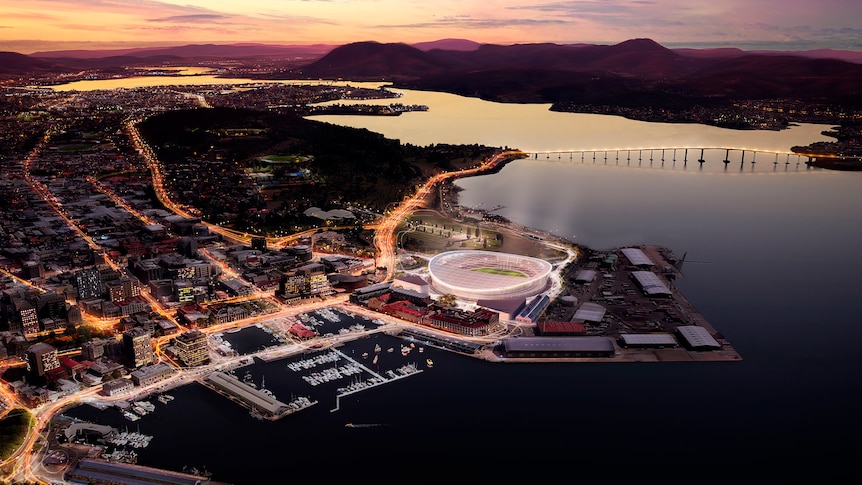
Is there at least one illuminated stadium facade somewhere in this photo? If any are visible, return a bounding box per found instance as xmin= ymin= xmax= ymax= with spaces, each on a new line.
xmin=427 ymin=250 xmax=553 ymax=301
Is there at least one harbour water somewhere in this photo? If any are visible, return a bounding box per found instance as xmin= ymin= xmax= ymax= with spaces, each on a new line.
xmin=58 ymin=76 xmax=862 ymax=482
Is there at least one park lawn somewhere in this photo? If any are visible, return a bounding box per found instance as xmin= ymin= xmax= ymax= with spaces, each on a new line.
xmin=0 ymin=408 xmax=34 ymax=461
xmin=260 ymin=154 xmax=303 ymax=162
xmin=56 ymin=144 xmax=95 ymax=152
xmin=472 ymin=267 xmax=527 ymax=278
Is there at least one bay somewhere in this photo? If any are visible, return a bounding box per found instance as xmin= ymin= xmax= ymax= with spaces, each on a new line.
xmin=63 ymin=81 xmax=862 ymax=483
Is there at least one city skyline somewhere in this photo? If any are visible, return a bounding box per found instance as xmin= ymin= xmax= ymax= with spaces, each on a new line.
xmin=2 ymin=0 xmax=862 ymax=54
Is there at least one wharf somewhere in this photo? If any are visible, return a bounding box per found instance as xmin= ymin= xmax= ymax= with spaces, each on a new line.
xmin=491 ymin=243 xmax=742 ymax=363
xmin=201 ymin=371 xmax=316 ymax=420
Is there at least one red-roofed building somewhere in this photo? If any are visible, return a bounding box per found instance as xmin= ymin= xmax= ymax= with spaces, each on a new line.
xmin=60 ymin=357 xmax=84 ymax=378
xmin=288 ymin=323 xmax=316 ymax=339
xmin=424 ymin=307 xmax=501 ymax=337
xmin=536 ymin=321 xmax=587 ymax=336
xmin=380 ymin=300 xmax=430 ymax=324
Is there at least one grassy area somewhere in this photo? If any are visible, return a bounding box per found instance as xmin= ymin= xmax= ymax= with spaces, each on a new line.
xmin=220 ymin=128 xmax=267 ymax=136
xmin=399 ymin=213 xmax=502 ymax=253
xmin=55 ymin=144 xmax=94 ymax=152
xmin=398 ymin=209 xmax=570 ymax=261
xmin=0 ymin=408 xmax=33 ymax=462
xmin=260 ymin=155 xmax=305 ymax=163
xmin=472 ymin=267 xmax=527 ymax=277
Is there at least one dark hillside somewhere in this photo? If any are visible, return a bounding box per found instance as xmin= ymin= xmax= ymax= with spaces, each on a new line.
xmin=301 ymin=41 xmax=448 ymax=80
xmin=136 ymin=108 xmax=499 ymax=230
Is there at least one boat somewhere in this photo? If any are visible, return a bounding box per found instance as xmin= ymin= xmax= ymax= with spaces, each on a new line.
xmin=387 ymin=347 xmax=394 ymax=353
xmin=122 ymin=410 xmax=140 ymax=421
xmin=135 ymin=401 xmax=155 ymax=412
xmin=362 ymin=352 xmax=368 ymax=359
xmin=345 ymin=423 xmax=384 ymax=428
xmin=426 ymin=359 xmax=434 ymax=368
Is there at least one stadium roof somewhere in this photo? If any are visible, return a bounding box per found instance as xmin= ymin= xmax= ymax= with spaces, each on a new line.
xmin=621 ymin=247 xmax=654 ymax=267
xmin=573 ymin=302 xmax=606 ymax=322
xmin=428 ymin=250 xmax=552 ymax=301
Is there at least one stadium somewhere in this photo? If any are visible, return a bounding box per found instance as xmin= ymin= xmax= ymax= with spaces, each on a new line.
xmin=427 ymin=250 xmax=553 ymax=301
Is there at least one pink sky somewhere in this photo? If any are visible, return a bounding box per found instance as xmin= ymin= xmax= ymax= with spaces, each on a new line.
xmin=2 ymin=0 xmax=861 ymax=53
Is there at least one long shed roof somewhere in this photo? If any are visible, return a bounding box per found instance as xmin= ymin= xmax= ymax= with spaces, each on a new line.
xmin=573 ymin=302 xmax=607 ymax=322
xmin=676 ymin=325 xmax=721 ymax=349
xmin=621 ymin=247 xmax=654 ymax=267
xmin=631 ymin=271 xmax=673 ymax=296
xmin=502 ymin=336 xmax=615 ymax=352
xmin=206 ymin=371 xmax=288 ymax=415
xmin=619 ymin=333 xmax=677 ymax=346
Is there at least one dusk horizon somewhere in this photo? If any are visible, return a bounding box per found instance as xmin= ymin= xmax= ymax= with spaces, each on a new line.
xmin=5 ymin=37 xmax=862 ymax=57
xmin=1 ymin=2 xmax=862 ymax=484
xmin=3 ymin=0 xmax=862 ymax=54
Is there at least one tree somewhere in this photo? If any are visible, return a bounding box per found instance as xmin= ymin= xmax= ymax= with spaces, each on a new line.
xmin=438 ymin=294 xmax=457 ymax=307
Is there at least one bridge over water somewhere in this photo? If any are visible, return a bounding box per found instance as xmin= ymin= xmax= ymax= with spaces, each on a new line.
xmin=524 ymin=147 xmax=827 ymax=172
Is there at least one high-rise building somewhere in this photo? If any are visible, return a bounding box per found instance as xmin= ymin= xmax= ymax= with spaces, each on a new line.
xmin=82 ymin=337 xmax=121 ymax=361
xmin=106 ymin=280 xmax=125 ymax=303
xmin=11 ymin=297 xmax=39 ymax=335
xmin=26 ymin=342 xmax=60 ymax=380
xmin=36 ymin=292 xmax=67 ymax=321
xmin=22 ymin=261 xmax=44 ymax=280
xmin=174 ymin=330 xmax=208 ymax=367
xmin=177 ymin=237 xmax=198 ymax=257
xmin=122 ymin=327 xmax=153 ymax=368
xmin=75 ymin=267 xmax=103 ymax=301
xmin=106 ymin=277 xmax=143 ymax=303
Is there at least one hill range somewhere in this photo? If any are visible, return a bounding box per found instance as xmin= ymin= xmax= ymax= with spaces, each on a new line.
xmin=3 ymin=38 xmax=861 ymax=120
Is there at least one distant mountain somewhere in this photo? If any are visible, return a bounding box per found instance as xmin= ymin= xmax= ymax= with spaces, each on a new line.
xmin=294 ymin=38 xmax=862 ymax=104
xmin=0 ymin=51 xmax=70 ymax=75
xmin=299 ymin=38 xmax=705 ymax=80
xmin=5 ymin=38 xmax=861 ymax=114
xmin=300 ymin=39 xmax=683 ymax=80
xmin=675 ymin=46 xmax=862 ymax=64
xmin=31 ymin=43 xmax=336 ymax=60
xmin=753 ymin=48 xmax=862 ymax=64
xmin=298 ymin=41 xmax=450 ymax=79
xmin=411 ymin=39 xmax=481 ymax=52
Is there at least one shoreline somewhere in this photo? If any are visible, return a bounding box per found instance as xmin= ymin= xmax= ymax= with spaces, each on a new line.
xmin=417 ymin=155 xmax=741 ymax=364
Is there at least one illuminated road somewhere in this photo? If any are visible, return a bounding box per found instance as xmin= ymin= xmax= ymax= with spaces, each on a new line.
xmin=373 ymin=150 xmax=526 ymax=281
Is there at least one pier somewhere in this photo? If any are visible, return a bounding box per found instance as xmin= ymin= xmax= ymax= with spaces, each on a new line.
xmin=329 ymin=346 xmax=423 ymax=412
xmin=202 ymin=371 xmax=316 ymax=420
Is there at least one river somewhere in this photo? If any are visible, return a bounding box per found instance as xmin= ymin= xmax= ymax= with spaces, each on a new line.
xmin=59 ymin=75 xmax=862 ymax=483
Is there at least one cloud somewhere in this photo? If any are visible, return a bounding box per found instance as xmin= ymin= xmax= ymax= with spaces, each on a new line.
xmin=378 ymin=15 xmax=569 ymax=30
xmin=147 ymin=14 xmax=229 ymax=23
